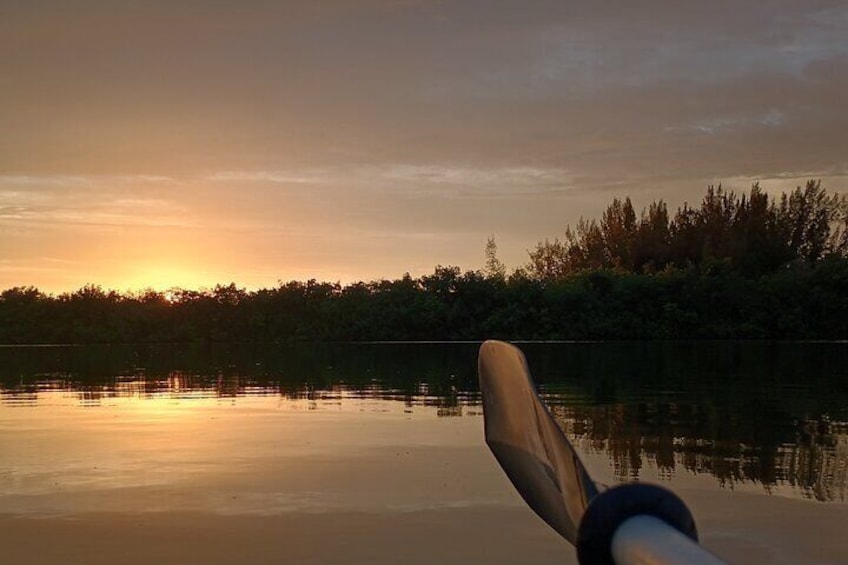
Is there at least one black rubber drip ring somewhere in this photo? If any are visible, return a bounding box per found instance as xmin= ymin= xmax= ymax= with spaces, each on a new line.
xmin=576 ymin=483 xmax=698 ymax=565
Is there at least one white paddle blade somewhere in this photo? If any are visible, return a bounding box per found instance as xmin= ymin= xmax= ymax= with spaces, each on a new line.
xmin=478 ymin=340 xmax=599 ymax=544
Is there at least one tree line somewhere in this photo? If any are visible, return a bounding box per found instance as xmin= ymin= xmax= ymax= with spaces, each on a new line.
xmin=526 ymin=180 xmax=848 ymax=279
xmin=1 ymin=181 xmax=846 ymax=343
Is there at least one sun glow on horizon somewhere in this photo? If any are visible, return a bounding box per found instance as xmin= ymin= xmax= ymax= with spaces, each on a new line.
xmin=121 ymin=266 xmax=218 ymax=293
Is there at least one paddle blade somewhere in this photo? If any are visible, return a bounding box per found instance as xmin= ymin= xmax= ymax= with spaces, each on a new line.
xmin=478 ymin=340 xmax=599 ymax=544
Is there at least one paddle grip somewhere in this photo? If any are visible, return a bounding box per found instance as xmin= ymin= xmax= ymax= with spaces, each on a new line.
xmin=576 ymin=483 xmax=699 ymax=565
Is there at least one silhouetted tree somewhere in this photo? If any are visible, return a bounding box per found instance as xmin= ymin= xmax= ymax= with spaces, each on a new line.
xmin=600 ymin=197 xmax=637 ymax=269
xmin=483 ymin=235 xmax=507 ymax=280
xmin=632 ymin=200 xmax=671 ymax=272
xmin=777 ymin=180 xmax=839 ymax=263
xmin=528 ymin=180 xmax=846 ymax=280
xmin=527 ymin=237 xmax=571 ymax=281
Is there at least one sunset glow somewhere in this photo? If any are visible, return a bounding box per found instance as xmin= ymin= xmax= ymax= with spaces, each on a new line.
xmin=2 ymin=2 xmax=847 ymax=292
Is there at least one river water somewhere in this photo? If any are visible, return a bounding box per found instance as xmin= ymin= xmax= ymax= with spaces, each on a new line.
xmin=1 ymin=341 xmax=846 ymax=563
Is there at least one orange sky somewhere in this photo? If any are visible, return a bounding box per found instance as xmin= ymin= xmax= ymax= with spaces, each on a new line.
xmin=2 ymin=1 xmax=847 ymax=293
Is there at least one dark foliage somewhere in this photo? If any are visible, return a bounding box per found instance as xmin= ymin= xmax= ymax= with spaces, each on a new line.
xmin=528 ymin=180 xmax=847 ymax=278
xmin=1 ymin=181 xmax=846 ymax=343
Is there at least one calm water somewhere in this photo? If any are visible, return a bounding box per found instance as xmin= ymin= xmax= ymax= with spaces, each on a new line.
xmin=1 ymin=340 xmax=846 ymax=508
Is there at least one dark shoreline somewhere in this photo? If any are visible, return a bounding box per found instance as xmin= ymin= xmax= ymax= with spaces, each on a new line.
xmin=2 ymin=261 xmax=848 ymax=344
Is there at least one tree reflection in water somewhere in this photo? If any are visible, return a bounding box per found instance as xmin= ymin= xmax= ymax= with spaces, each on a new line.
xmin=545 ymin=401 xmax=847 ymax=502
xmin=1 ymin=341 xmax=846 ymax=501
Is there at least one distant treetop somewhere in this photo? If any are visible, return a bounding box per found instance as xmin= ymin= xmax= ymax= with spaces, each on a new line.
xmin=526 ymin=180 xmax=848 ymax=280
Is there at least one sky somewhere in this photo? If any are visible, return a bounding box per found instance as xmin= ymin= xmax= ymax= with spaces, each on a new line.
xmin=2 ymin=0 xmax=847 ymax=292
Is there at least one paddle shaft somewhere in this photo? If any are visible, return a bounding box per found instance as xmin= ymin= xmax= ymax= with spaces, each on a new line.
xmin=612 ymin=515 xmax=726 ymax=565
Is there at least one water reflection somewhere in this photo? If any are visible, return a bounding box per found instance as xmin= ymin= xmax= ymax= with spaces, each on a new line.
xmin=546 ymin=403 xmax=847 ymax=502
xmin=0 ymin=343 xmax=479 ymax=417
xmin=1 ymin=341 xmax=846 ymax=502
xmin=1 ymin=375 xmax=475 ymax=415
xmin=522 ymin=341 xmax=848 ymax=502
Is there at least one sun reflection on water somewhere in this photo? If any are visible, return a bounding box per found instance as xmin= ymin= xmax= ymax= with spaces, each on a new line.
xmin=1 ymin=341 xmax=846 ymax=506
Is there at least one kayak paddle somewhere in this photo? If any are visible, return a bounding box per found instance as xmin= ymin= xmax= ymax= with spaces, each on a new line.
xmin=478 ymin=340 xmax=726 ymax=565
